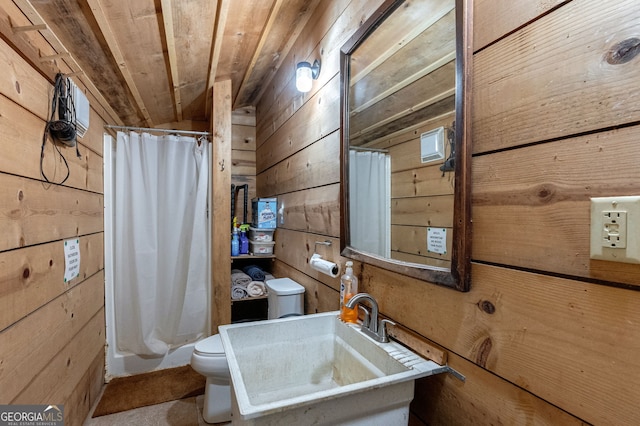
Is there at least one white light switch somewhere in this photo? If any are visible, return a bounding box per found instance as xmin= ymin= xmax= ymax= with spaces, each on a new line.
xmin=590 ymin=196 xmax=640 ymax=263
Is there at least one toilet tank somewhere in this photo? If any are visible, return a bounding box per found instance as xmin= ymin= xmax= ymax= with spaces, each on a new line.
xmin=265 ymin=278 xmax=305 ymax=319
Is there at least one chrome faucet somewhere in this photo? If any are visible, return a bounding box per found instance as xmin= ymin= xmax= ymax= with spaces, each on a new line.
xmin=345 ymin=293 xmax=395 ymax=343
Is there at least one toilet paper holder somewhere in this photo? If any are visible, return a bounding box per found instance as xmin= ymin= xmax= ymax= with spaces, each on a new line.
xmin=314 ymin=240 xmax=332 ymax=249
xmin=310 ymin=241 xmax=340 ymax=278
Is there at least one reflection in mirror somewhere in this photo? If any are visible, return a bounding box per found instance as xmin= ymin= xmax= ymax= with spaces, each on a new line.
xmin=340 ymin=0 xmax=472 ymax=291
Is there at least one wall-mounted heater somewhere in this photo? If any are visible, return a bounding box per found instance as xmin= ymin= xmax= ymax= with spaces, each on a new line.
xmin=70 ymin=80 xmax=90 ymax=138
xmin=420 ymin=126 xmax=445 ymax=164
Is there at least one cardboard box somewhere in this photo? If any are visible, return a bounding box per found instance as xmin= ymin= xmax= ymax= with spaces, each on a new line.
xmin=251 ymin=198 xmax=277 ymax=229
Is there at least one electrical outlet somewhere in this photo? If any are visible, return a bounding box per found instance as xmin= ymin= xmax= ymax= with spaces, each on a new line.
xmin=601 ymin=211 xmax=627 ymax=248
xmin=590 ymin=196 xmax=640 ymax=263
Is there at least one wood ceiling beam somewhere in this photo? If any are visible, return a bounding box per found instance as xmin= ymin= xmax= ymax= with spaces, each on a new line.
xmin=350 ymin=51 xmax=456 ymax=115
xmin=350 ymin=87 xmax=455 ymax=141
xmin=205 ymin=0 xmax=228 ymax=118
xmin=234 ymin=0 xmax=285 ymax=108
xmin=10 ymin=0 xmax=123 ymax=125
xmin=360 ymin=110 xmax=454 ymax=149
xmin=159 ymin=0 xmax=182 ymax=122
xmin=350 ymin=3 xmax=454 ymax=86
xmin=86 ymin=0 xmax=154 ymax=126
xmin=10 ymin=23 xmax=46 ymax=32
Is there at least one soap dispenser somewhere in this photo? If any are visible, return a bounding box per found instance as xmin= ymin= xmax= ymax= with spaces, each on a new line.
xmin=340 ymin=261 xmax=358 ymax=323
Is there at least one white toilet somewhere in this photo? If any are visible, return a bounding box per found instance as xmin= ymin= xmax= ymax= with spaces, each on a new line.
xmin=191 ymin=278 xmax=305 ymax=423
xmin=265 ymin=277 xmax=305 ymax=320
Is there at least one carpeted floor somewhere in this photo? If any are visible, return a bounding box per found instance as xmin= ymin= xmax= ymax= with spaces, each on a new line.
xmin=92 ymin=365 xmax=205 ymax=417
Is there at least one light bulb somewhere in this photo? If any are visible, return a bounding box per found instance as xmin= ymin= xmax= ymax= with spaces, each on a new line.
xmin=296 ymin=62 xmax=313 ymax=93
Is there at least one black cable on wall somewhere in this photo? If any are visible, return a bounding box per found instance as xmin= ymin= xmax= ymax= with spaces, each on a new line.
xmin=40 ymin=73 xmax=82 ymax=185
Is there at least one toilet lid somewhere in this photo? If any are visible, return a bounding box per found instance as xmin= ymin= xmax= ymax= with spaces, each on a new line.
xmin=194 ymin=334 xmax=224 ymax=355
xmin=265 ymin=277 xmax=305 ymax=295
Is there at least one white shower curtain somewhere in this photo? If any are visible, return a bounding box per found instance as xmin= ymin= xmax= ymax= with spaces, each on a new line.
xmin=114 ymin=131 xmax=209 ymax=356
xmin=349 ymin=149 xmax=391 ymax=258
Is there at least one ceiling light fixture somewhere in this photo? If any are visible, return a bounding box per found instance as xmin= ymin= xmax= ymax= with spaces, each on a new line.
xmin=296 ymin=59 xmax=321 ymax=93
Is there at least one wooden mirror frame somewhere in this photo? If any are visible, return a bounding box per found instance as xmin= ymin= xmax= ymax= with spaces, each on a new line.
xmin=340 ymin=0 xmax=472 ymax=291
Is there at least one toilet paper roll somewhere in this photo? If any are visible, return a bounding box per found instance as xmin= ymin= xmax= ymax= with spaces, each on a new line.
xmin=309 ymin=254 xmax=341 ymax=278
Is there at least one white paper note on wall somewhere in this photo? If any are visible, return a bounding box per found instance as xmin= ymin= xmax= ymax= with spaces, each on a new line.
xmin=427 ymin=228 xmax=447 ymax=255
xmin=64 ymin=239 xmax=81 ymax=282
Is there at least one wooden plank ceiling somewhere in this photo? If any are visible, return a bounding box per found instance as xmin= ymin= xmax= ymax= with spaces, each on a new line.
xmin=4 ymin=0 xmax=319 ymax=126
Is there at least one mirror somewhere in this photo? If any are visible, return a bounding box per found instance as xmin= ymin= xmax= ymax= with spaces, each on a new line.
xmin=340 ymin=0 xmax=472 ymax=291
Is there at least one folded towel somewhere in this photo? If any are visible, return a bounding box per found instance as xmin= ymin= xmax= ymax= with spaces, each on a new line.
xmin=231 ymin=269 xmax=252 ymax=287
xmin=247 ymin=281 xmax=266 ymax=297
xmin=231 ymin=284 xmax=248 ymax=300
xmin=264 ymin=273 xmax=275 ymax=282
xmin=242 ymin=265 xmax=265 ymax=281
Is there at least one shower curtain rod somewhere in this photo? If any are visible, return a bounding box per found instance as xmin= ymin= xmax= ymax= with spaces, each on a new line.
xmin=350 ymin=146 xmax=389 ymax=153
xmin=104 ymin=124 xmax=211 ymax=137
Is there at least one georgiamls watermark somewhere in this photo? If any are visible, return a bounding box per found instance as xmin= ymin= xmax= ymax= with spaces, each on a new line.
xmin=0 ymin=405 xmax=64 ymax=426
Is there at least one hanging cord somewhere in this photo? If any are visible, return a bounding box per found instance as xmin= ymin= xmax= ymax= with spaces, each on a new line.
xmin=40 ymin=73 xmax=82 ymax=186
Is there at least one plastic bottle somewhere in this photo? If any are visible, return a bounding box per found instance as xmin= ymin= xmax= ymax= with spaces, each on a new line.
xmin=239 ymin=224 xmax=249 ymax=255
xmin=340 ymin=261 xmax=358 ymax=323
xmin=231 ymin=227 xmax=240 ymax=256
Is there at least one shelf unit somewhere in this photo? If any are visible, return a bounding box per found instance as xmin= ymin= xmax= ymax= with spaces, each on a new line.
xmin=231 ymin=254 xmax=276 ymax=260
xmin=230 ymin=255 xmax=274 ymax=323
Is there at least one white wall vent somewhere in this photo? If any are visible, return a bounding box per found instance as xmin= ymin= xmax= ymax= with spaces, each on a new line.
xmin=70 ymin=80 xmax=90 ymax=138
xmin=420 ymin=126 xmax=445 ymax=164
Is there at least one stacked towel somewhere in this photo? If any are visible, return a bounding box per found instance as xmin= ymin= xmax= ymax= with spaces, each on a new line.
xmin=231 ymin=269 xmax=252 ymax=286
xmin=247 ymin=281 xmax=267 ymax=297
xmin=231 ymin=285 xmax=248 ymax=300
xmin=231 ymin=269 xmax=252 ymax=300
xmin=230 ymin=267 xmax=274 ymax=300
xmin=242 ymin=265 xmax=266 ymax=281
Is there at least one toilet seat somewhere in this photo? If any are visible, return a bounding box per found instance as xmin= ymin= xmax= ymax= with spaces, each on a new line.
xmin=191 ymin=334 xmax=229 ymax=378
xmin=194 ymin=334 xmax=225 ymax=357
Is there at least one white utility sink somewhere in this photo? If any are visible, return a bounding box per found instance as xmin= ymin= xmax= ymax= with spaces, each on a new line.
xmin=219 ymin=311 xmax=450 ymax=425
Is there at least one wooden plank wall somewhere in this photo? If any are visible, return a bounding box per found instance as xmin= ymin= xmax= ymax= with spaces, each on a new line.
xmin=256 ymin=0 xmax=382 ymax=315
xmin=256 ymin=0 xmax=640 ymax=424
xmin=358 ymin=115 xmax=456 ymax=270
xmin=387 ymin=113 xmax=455 ymax=268
xmin=0 ymin=36 xmax=106 ymax=426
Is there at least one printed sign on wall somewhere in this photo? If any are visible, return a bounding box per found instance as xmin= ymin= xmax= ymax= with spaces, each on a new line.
xmin=64 ymin=239 xmax=81 ymax=282
xmin=427 ymin=228 xmax=447 ymax=255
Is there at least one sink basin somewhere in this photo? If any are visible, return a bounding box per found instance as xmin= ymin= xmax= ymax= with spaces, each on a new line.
xmin=219 ymin=311 xmax=448 ymax=425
